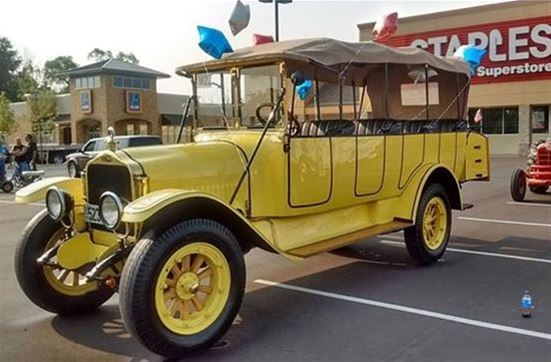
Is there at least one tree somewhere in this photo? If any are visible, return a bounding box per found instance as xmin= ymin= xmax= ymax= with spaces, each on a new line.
xmin=43 ymin=56 xmax=78 ymax=93
xmin=0 ymin=37 xmax=22 ymax=102
xmin=88 ymin=48 xmax=139 ymax=64
xmin=16 ymin=59 xmax=41 ymax=100
xmin=27 ymin=89 xmax=57 ymax=150
xmin=0 ymin=92 xmax=18 ymax=135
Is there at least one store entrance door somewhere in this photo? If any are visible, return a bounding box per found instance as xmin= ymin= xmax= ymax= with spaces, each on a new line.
xmin=531 ymin=105 xmax=550 ymax=143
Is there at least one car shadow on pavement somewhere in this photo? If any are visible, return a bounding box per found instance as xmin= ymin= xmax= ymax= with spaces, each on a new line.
xmin=50 ymin=305 xmax=161 ymax=361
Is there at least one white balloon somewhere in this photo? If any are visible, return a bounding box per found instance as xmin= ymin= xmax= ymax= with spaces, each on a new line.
xmin=229 ymin=0 xmax=251 ymax=36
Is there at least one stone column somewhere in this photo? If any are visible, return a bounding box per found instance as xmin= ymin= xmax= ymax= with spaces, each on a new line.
xmin=518 ymin=104 xmax=530 ymax=156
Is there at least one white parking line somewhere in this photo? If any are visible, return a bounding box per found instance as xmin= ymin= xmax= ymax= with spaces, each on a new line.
xmin=0 ymin=200 xmax=44 ymax=207
xmin=458 ymin=216 xmax=551 ymax=228
xmin=254 ymin=279 xmax=551 ymax=341
xmin=507 ymin=201 xmax=551 ymax=208
xmin=380 ymin=240 xmax=551 ymax=264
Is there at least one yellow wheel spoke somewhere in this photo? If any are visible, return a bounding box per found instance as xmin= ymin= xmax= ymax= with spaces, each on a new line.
xmin=199 ymin=285 xmax=213 ymax=294
xmin=57 ymin=269 xmax=70 ymax=283
xmin=171 ymin=264 xmax=182 ymax=278
xmin=164 ymin=288 xmax=176 ymax=302
xmin=182 ymin=255 xmax=191 ymax=272
xmin=180 ymin=300 xmax=190 ymax=320
xmin=166 ymin=278 xmax=176 ymax=288
xmin=191 ymin=296 xmax=203 ymax=311
xmin=169 ymin=300 xmax=179 ymax=314
xmin=198 ymin=268 xmax=212 ymax=280
xmin=72 ymin=271 xmax=79 ymax=287
xmin=191 ymin=255 xmax=205 ymax=273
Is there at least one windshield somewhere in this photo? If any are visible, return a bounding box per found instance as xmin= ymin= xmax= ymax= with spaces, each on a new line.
xmin=239 ymin=65 xmax=283 ymax=128
xmin=194 ymin=65 xmax=284 ymax=131
xmin=196 ymin=71 xmax=234 ymax=128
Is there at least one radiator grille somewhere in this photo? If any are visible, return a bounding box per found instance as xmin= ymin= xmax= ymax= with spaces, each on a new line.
xmin=86 ymin=164 xmax=133 ymax=205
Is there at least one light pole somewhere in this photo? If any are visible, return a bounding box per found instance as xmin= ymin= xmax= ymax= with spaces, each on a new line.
xmin=259 ymin=0 xmax=292 ymax=42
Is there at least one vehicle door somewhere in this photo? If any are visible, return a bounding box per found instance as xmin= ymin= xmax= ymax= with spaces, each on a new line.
xmin=78 ymin=140 xmax=97 ymax=169
xmin=288 ymin=121 xmax=332 ymax=208
xmin=465 ymin=131 xmax=489 ymax=180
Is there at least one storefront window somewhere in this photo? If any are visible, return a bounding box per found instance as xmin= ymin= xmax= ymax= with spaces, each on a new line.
xmin=531 ymin=105 xmax=549 ymax=134
xmin=471 ymin=107 xmax=519 ymax=135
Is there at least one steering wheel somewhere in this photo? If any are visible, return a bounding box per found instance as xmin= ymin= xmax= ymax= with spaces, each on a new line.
xmin=288 ymin=118 xmax=300 ymax=136
xmin=255 ymin=102 xmax=275 ymax=126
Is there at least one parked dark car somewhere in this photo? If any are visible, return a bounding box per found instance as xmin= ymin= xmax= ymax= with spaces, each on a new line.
xmin=66 ymin=135 xmax=162 ymax=177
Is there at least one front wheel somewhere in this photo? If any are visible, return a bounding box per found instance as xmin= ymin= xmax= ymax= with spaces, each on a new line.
xmin=119 ymin=219 xmax=245 ymax=358
xmin=510 ymin=168 xmax=526 ymax=201
xmin=14 ymin=209 xmax=114 ymax=315
xmin=404 ymin=184 xmax=452 ymax=265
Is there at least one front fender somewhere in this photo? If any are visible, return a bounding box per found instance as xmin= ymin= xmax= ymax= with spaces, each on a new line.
xmin=122 ymin=189 xmax=297 ymax=259
xmin=15 ymin=177 xmax=84 ymax=205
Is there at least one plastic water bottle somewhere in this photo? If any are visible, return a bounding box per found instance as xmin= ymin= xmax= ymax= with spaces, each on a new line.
xmin=521 ymin=290 xmax=534 ymax=318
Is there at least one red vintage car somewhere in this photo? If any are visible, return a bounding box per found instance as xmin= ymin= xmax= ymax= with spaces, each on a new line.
xmin=511 ymin=138 xmax=551 ymax=201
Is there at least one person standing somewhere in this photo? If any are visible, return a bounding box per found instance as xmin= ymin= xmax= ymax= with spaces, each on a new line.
xmin=24 ymin=134 xmax=38 ymax=170
xmin=9 ymin=137 xmax=30 ymax=177
xmin=0 ymin=137 xmax=9 ymax=182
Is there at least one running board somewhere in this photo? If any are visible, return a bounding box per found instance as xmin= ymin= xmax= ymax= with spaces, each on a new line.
xmin=462 ymin=203 xmax=474 ymax=210
xmin=287 ymin=219 xmax=413 ymax=258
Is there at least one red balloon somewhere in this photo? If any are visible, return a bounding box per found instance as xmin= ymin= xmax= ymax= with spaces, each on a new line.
xmin=373 ymin=12 xmax=398 ymax=42
xmin=253 ymin=33 xmax=274 ymax=45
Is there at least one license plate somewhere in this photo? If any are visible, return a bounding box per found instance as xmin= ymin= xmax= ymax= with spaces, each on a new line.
xmin=85 ymin=204 xmax=102 ymax=224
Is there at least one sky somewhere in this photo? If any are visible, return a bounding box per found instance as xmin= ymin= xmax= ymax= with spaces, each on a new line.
xmin=1 ymin=0 xmax=506 ymax=94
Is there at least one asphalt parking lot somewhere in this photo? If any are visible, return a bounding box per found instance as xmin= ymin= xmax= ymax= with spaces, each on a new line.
xmin=0 ymin=157 xmax=549 ymax=361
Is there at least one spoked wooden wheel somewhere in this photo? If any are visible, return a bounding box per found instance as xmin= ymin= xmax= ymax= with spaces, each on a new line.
xmin=42 ymin=229 xmax=97 ymax=296
xmin=422 ymin=197 xmax=447 ymax=251
xmin=119 ymin=219 xmax=245 ymax=358
xmin=155 ymin=242 xmax=231 ymax=335
xmin=14 ymin=209 xmax=114 ymax=315
xmin=405 ymin=184 xmax=452 ymax=265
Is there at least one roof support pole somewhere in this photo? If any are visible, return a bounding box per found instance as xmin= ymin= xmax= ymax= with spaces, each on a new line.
xmin=338 ymin=75 xmax=343 ymax=121
xmin=315 ymin=80 xmax=321 ymax=120
xmin=358 ymin=84 xmax=366 ymax=120
xmin=425 ymin=64 xmax=430 ymax=121
xmin=384 ymin=63 xmax=390 ymax=119
xmin=352 ymin=81 xmax=357 ymax=120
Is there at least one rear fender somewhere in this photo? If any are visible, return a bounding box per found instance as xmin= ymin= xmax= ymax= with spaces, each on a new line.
xmin=15 ymin=177 xmax=84 ymax=205
xmin=122 ymin=189 xmax=294 ymax=258
xmin=396 ymin=164 xmax=462 ymax=222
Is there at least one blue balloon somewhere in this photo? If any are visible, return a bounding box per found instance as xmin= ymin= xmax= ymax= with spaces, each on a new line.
xmin=454 ymin=45 xmax=487 ymax=75
xmin=296 ymin=80 xmax=313 ymax=100
xmin=197 ymin=26 xmax=233 ymax=60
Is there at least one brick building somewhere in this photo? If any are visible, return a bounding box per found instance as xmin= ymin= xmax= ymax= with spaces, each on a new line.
xmin=7 ymin=59 xmax=189 ymax=146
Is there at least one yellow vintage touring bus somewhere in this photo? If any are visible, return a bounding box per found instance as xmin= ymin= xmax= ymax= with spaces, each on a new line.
xmin=14 ymin=38 xmax=489 ymax=357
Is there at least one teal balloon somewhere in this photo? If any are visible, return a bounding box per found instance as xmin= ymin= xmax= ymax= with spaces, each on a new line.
xmin=197 ymin=26 xmax=233 ymax=59
xmin=454 ymin=45 xmax=487 ymax=75
xmin=296 ymin=80 xmax=313 ymax=100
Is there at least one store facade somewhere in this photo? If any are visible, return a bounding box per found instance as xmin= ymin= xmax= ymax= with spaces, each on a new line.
xmin=358 ymin=1 xmax=551 ymax=156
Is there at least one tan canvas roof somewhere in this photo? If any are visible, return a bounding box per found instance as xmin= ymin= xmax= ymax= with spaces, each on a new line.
xmin=176 ymin=37 xmax=471 ymax=78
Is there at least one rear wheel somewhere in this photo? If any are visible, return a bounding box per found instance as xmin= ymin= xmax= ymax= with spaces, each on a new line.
xmin=404 ymin=184 xmax=451 ymax=265
xmin=14 ymin=209 xmax=114 ymax=315
xmin=510 ymin=168 xmax=526 ymax=201
xmin=119 ymin=219 xmax=245 ymax=358
xmin=1 ymin=181 xmax=14 ymax=193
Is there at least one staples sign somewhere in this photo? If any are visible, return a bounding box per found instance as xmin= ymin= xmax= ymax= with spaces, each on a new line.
xmin=382 ymin=16 xmax=551 ymax=84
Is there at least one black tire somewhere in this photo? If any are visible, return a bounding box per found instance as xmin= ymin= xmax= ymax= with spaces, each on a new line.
xmin=119 ymin=219 xmax=245 ymax=358
xmin=67 ymin=161 xmax=80 ymax=178
xmin=14 ymin=209 xmax=114 ymax=315
xmin=510 ymin=168 xmax=526 ymax=202
xmin=1 ymin=181 xmax=14 ymax=193
xmin=529 ymin=186 xmax=548 ymax=194
xmin=404 ymin=184 xmax=452 ymax=265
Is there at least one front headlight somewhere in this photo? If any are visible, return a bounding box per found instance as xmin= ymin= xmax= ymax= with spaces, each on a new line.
xmin=46 ymin=187 xmax=73 ymax=221
xmin=99 ymin=191 xmax=123 ymax=230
